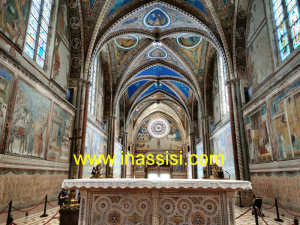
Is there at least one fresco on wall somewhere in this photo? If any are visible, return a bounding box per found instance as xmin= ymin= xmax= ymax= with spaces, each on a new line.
xmin=210 ymin=123 xmax=235 ymax=179
xmin=247 ymin=0 xmax=266 ymax=41
xmin=271 ymin=81 xmax=300 ymax=160
xmin=47 ymin=104 xmax=73 ymax=163
xmin=0 ymin=67 xmax=13 ymax=139
xmin=196 ymin=142 xmax=204 ymax=178
xmin=107 ymin=0 xmax=132 ymax=17
xmin=135 ymin=116 xmax=183 ymax=151
xmin=7 ymin=81 xmax=50 ymax=158
xmin=0 ymin=0 xmax=30 ymax=48
xmin=52 ymin=36 xmax=70 ymax=90
xmin=171 ymin=38 xmax=204 ymax=75
xmin=83 ymin=124 xmax=107 ymax=178
xmin=56 ymin=0 xmax=69 ymax=45
xmin=247 ymin=25 xmax=273 ymax=90
xmin=113 ymin=141 xmax=122 ymax=178
xmin=245 ymin=105 xmax=272 ymax=163
xmin=286 ymin=92 xmax=300 ymax=157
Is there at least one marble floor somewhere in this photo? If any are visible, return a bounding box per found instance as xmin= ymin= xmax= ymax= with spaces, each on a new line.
xmin=0 ymin=204 xmax=296 ymax=225
xmin=235 ymin=206 xmax=294 ymax=225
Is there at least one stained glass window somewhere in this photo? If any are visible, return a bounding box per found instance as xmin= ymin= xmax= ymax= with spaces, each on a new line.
xmin=284 ymin=0 xmax=300 ymax=49
xmin=272 ymin=0 xmax=300 ymax=60
xmin=89 ymin=57 xmax=98 ymax=115
xmin=272 ymin=0 xmax=290 ymax=60
xmin=24 ymin=0 xmax=53 ymax=68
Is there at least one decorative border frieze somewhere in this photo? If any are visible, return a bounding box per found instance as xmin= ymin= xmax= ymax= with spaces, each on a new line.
xmin=0 ymin=154 xmax=69 ymax=171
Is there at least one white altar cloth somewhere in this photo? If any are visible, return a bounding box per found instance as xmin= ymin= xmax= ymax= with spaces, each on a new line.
xmin=62 ymin=179 xmax=252 ymax=225
xmin=62 ymin=178 xmax=252 ymax=191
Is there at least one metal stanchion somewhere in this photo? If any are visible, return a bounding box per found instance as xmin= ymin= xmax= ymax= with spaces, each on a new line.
xmin=294 ymin=217 xmax=299 ymax=225
xmin=40 ymin=195 xmax=48 ymax=218
xmin=239 ymin=191 xmax=243 ymax=207
xmin=253 ymin=206 xmax=259 ymax=225
xmin=274 ymin=198 xmax=283 ymax=222
xmin=6 ymin=201 xmax=13 ymax=225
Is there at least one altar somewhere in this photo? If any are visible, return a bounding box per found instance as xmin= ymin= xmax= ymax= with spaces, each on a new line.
xmin=62 ymin=179 xmax=252 ymax=225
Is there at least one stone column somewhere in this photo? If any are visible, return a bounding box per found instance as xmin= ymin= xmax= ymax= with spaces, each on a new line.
xmin=227 ymin=79 xmax=252 ymax=206
xmin=121 ymin=132 xmax=128 ymax=178
xmin=152 ymin=190 xmax=160 ymax=225
xmin=227 ymin=78 xmax=249 ymax=180
xmin=68 ymin=78 xmax=90 ymax=179
xmin=190 ymin=132 xmax=197 ymax=179
xmin=106 ymin=116 xmax=115 ymax=177
xmin=200 ymin=114 xmax=210 ymax=178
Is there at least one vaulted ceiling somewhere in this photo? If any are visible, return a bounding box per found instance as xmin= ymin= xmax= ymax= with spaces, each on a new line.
xmin=69 ymin=0 xmax=251 ymax=133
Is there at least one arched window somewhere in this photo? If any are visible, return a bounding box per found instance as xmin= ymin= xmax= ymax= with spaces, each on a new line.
xmin=271 ymin=0 xmax=300 ymax=60
xmin=24 ymin=0 xmax=53 ymax=68
xmin=89 ymin=57 xmax=98 ymax=115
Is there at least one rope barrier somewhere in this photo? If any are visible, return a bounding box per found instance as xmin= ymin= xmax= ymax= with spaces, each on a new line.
xmin=257 ymin=207 xmax=270 ymax=225
xmin=262 ymin=204 xmax=275 ymax=210
xmin=41 ymin=209 xmax=59 ymax=225
xmin=47 ymin=201 xmax=57 ymax=208
xmin=278 ymin=203 xmax=300 ymax=218
xmin=235 ymin=207 xmax=252 ymax=220
xmin=11 ymin=200 xmax=44 ymax=213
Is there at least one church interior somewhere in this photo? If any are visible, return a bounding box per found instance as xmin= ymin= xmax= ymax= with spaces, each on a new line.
xmin=0 ymin=0 xmax=300 ymax=224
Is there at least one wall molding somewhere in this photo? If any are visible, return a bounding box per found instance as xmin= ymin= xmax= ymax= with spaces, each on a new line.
xmin=0 ymin=154 xmax=69 ymax=172
xmin=250 ymin=159 xmax=300 ymax=173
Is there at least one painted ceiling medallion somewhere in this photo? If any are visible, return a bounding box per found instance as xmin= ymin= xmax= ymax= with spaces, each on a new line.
xmin=177 ymin=34 xmax=202 ymax=49
xmin=148 ymin=118 xmax=170 ymax=138
xmin=143 ymin=8 xmax=171 ymax=28
xmin=148 ymin=47 xmax=168 ymax=59
xmin=114 ymin=35 xmax=139 ymax=50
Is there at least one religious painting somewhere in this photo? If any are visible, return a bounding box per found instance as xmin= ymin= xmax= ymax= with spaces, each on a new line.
xmin=147 ymin=47 xmax=168 ymax=59
xmin=114 ymin=35 xmax=138 ymax=50
xmin=177 ymin=35 xmax=202 ymax=49
xmin=7 ymin=81 xmax=51 ymax=158
xmin=0 ymin=0 xmax=31 ymax=48
xmin=286 ymin=92 xmax=300 ymax=157
xmin=245 ymin=105 xmax=272 ymax=163
xmin=247 ymin=25 xmax=273 ymax=90
xmin=135 ymin=115 xmax=184 ymax=151
xmin=52 ymin=36 xmax=70 ymax=90
xmin=210 ymin=123 xmax=235 ymax=179
xmin=56 ymin=0 xmax=69 ymax=45
xmin=0 ymin=67 xmax=13 ymax=140
xmin=143 ymin=8 xmax=171 ymax=28
xmin=83 ymin=123 xmax=107 ymax=178
xmin=47 ymin=104 xmax=73 ymax=163
xmin=287 ymin=0 xmax=300 ymax=49
xmin=271 ymin=81 xmax=300 ymax=160
xmin=113 ymin=141 xmax=122 ymax=178
xmin=171 ymin=37 xmax=203 ymax=75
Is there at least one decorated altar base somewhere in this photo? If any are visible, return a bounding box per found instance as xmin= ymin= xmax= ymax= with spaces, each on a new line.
xmin=62 ymin=179 xmax=252 ymax=225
